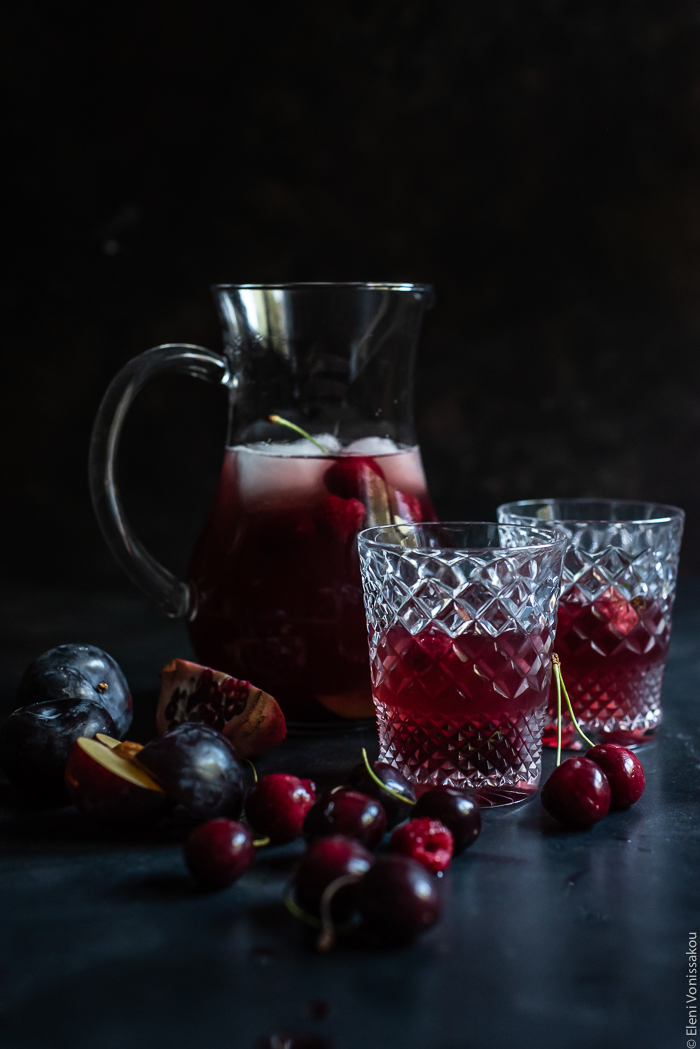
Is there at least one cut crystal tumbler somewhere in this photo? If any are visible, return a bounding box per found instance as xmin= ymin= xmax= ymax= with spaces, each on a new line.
xmin=358 ymin=523 xmax=566 ymax=806
xmin=497 ymin=500 xmax=684 ymax=747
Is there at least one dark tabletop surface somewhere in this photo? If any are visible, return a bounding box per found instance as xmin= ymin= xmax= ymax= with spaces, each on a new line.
xmin=0 ymin=581 xmax=698 ymax=1049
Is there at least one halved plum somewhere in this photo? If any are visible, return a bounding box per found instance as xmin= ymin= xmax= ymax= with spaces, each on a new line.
xmin=65 ymin=736 xmax=170 ymax=825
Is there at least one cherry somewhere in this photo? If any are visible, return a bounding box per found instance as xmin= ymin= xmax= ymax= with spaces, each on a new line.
xmin=184 ymin=818 xmax=256 ymax=889
xmin=246 ymin=773 xmax=316 ymax=843
xmin=323 ymin=457 xmax=383 ymax=500
xmin=303 ymin=789 xmax=386 ymax=849
xmin=390 ymin=818 xmax=453 ymax=874
xmin=541 ymin=757 xmax=611 ymax=828
xmin=587 ymin=744 xmax=645 ymax=809
xmin=412 ymin=786 xmax=481 ymax=854
xmin=293 ymin=835 xmax=374 ymax=919
xmin=356 ymin=855 xmax=441 ymax=942
xmin=345 ymin=757 xmax=416 ymax=828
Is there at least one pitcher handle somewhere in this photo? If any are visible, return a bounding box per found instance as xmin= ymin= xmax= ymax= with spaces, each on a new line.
xmin=89 ymin=344 xmax=231 ymax=618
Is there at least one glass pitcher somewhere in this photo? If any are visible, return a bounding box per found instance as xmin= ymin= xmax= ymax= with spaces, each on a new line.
xmin=90 ymin=283 xmax=436 ymax=726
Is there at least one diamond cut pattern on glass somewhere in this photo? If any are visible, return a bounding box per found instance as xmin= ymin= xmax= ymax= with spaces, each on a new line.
xmin=557 ymin=661 xmax=665 ymax=735
xmin=359 ymin=534 xmax=565 ymax=805
xmin=375 ymin=702 xmax=547 ymax=796
xmin=499 ymin=509 xmax=683 ymax=746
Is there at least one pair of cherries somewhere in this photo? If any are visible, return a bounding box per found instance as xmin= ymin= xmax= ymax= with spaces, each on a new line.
xmin=540 ymin=658 xmax=645 ymax=828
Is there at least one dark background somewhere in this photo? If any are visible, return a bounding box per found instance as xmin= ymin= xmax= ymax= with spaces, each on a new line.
xmin=4 ymin=0 xmax=700 ymax=594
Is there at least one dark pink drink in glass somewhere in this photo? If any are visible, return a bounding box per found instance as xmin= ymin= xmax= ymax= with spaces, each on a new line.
xmin=358 ymin=523 xmax=566 ymax=806
xmin=498 ymin=500 xmax=684 ymax=747
xmin=370 ymin=623 xmax=553 ymax=805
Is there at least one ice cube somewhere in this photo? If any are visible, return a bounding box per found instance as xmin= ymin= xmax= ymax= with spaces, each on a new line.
xmin=344 ymin=437 xmax=400 ymax=456
xmin=235 ymin=434 xmax=341 ymax=456
xmin=235 ymin=442 xmax=334 ymax=506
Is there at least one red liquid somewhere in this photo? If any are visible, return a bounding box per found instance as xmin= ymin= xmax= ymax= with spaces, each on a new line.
xmin=371 ymin=623 xmax=552 ymax=806
xmin=548 ymin=587 xmax=670 ymax=747
xmin=188 ymin=444 xmax=435 ymax=724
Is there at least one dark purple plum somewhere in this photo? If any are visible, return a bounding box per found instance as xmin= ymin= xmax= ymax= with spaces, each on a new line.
xmin=303 ymin=789 xmax=386 ymax=849
xmin=356 ymin=854 xmax=441 ymax=943
xmin=413 ymin=786 xmax=481 ymax=854
xmin=0 ymin=699 xmax=117 ymax=804
xmin=293 ymin=835 xmax=374 ymax=919
xmin=136 ymin=723 xmax=245 ymax=819
xmin=184 ymin=818 xmax=255 ymax=888
xmin=345 ymin=760 xmax=415 ymax=828
xmin=18 ymin=644 xmax=132 ymax=737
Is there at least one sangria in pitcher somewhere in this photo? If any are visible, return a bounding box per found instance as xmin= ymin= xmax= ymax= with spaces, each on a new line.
xmin=90 ymin=283 xmax=436 ymax=726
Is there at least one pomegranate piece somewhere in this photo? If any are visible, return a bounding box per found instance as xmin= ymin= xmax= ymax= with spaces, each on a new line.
xmin=245 ymin=773 xmax=316 ymax=843
xmin=541 ymin=757 xmax=611 ymax=828
xmin=317 ymin=494 xmax=366 ymax=539
xmin=587 ymin=744 xmax=645 ymax=809
xmin=323 ymin=456 xmax=384 ymax=500
xmin=184 ymin=818 xmax=255 ymax=889
xmin=390 ymin=817 xmax=454 ymax=874
xmin=156 ymin=659 xmax=286 ymax=758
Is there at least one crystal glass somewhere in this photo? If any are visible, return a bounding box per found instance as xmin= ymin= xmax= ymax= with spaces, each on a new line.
xmin=497 ymin=499 xmax=685 ymax=747
xmin=357 ymin=523 xmax=566 ymax=806
xmin=90 ymin=283 xmax=435 ymax=727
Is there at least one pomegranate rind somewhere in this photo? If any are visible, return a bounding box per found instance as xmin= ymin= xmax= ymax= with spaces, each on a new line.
xmin=156 ymin=659 xmax=286 ymax=758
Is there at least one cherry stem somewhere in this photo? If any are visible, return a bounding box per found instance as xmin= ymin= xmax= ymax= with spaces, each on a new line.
xmin=317 ymin=874 xmax=362 ymax=952
xmin=553 ymin=655 xmax=563 ymax=767
xmin=244 ymin=758 xmax=258 ymax=784
xmin=268 ymin=415 xmax=331 ymax=455
xmin=253 ymin=836 xmax=270 ymax=848
xmin=361 ymin=748 xmax=415 ymax=806
xmin=284 ymin=892 xmax=322 ymax=929
xmin=552 ymin=654 xmax=595 ymax=752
